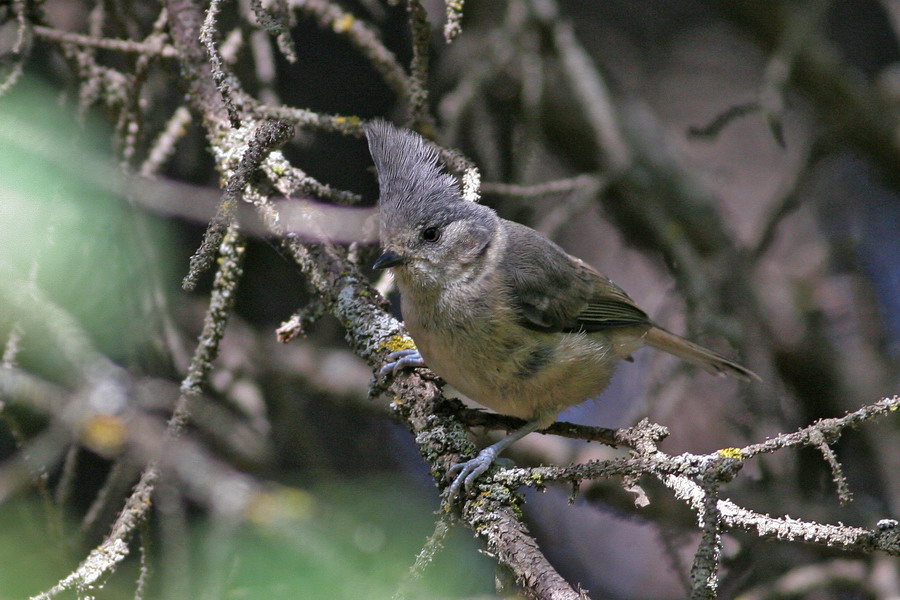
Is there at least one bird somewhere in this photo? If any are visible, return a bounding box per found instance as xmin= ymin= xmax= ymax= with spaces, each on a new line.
xmin=366 ymin=120 xmax=757 ymax=497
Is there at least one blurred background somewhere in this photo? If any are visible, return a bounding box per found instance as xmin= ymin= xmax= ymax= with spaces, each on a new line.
xmin=1 ymin=0 xmax=899 ymax=598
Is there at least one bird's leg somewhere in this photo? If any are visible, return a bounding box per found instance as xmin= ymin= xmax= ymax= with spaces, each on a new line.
xmin=378 ymin=348 xmax=426 ymax=379
xmin=447 ymin=419 xmax=543 ymax=498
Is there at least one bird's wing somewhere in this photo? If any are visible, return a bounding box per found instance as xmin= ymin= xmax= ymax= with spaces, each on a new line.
xmin=500 ymin=221 xmax=651 ymax=333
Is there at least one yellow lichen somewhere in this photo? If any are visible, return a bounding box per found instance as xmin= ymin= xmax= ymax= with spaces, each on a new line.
xmin=379 ymin=335 xmax=417 ymax=353
xmin=717 ymin=447 xmax=744 ymax=460
xmin=335 ymin=115 xmax=361 ymax=126
xmin=81 ymin=415 xmax=127 ymax=456
xmin=333 ymin=14 xmax=355 ymax=33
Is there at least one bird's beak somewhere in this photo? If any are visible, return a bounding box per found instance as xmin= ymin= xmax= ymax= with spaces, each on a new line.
xmin=373 ymin=249 xmax=407 ymax=269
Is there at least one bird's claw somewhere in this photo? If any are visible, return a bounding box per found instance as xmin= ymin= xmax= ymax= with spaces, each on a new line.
xmin=378 ymin=348 xmax=425 ymax=380
xmin=446 ymin=447 xmax=498 ymax=499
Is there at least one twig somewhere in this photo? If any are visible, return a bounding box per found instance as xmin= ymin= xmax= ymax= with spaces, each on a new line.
xmin=443 ymin=1 xmax=465 ymax=42
xmin=289 ymin=0 xmax=411 ymax=103
xmin=182 ymin=120 xmax=293 ymax=290
xmin=406 ymin=0 xmax=432 ymax=129
xmin=811 ymin=432 xmax=853 ymax=506
xmin=80 ymin=457 xmax=138 ymax=534
xmin=200 ymin=0 xmax=242 ymax=128
xmin=134 ymin=524 xmax=152 ymax=600
xmin=453 ymin=405 xmax=623 ymax=447
xmin=0 ymin=1 xmax=31 ymax=97
xmin=393 ymin=513 xmax=452 ymax=600
xmin=276 ymin=297 xmax=329 ymax=343
xmin=667 ymin=474 xmax=900 ymax=555
xmin=116 ymin=8 xmax=173 ymax=168
xmin=249 ymin=0 xmax=297 ymax=63
xmin=687 ymin=102 xmax=762 ymax=140
xmin=32 ymin=25 xmax=180 ymax=58
xmin=717 ymin=0 xmax=900 ymax=189
xmin=736 ymin=396 xmax=900 ymax=460
xmin=140 ymin=106 xmax=194 ymax=177
xmin=532 ymin=0 xmax=630 ymax=172
xmin=29 ymin=227 xmax=247 ymax=600
xmin=689 ymin=473 xmax=724 ymax=599
xmin=480 ymin=174 xmax=604 ymax=198
xmin=251 ymin=102 xmax=366 ymax=135
xmin=53 ymin=445 xmax=79 ymax=509
xmin=487 ymin=397 xmax=900 ymax=560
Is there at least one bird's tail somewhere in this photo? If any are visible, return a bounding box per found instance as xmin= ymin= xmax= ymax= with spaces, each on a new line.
xmin=645 ymin=326 xmax=759 ymax=381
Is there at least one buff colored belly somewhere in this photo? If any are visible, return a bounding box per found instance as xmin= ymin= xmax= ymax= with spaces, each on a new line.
xmin=405 ymin=306 xmax=624 ymax=427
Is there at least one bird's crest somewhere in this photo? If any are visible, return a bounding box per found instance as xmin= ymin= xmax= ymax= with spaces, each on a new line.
xmin=366 ymin=120 xmax=461 ymax=225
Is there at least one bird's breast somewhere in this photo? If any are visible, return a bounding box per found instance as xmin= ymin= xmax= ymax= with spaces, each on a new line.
xmin=398 ymin=284 xmax=623 ymax=425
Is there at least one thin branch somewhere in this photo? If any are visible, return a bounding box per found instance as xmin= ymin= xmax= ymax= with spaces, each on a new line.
xmin=689 ymin=474 xmax=723 ymax=600
xmin=250 ymin=102 xmax=366 ymax=135
xmin=139 ymin=106 xmax=193 ymax=177
xmin=200 ymin=0 xmax=242 ymax=128
xmin=289 ymin=0 xmax=411 ymax=103
xmin=80 ymin=457 xmax=139 ymax=534
xmin=54 ymin=445 xmax=80 ymax=508
xmin=249 ymin=0 xmax=297 ymax=63
xmin=480 ymin=174 xmax=605 ymax=199
xmin=134 ymin=525 xmax=152 ymax=600
xmin=811 ymin=432 xmax=853 ymax=506
xmin=406 ymin=0 xmax=432 ymax=129
xmin=666 ymin=474 xmax=900 ymax=555
xmin=393 ymin=513 xmax=452 ymax=600
xmin=489 ymin=396 xmax=900 ymax=560
xmin=533 ymin=0 xmax=630 ymax=173
xmin=718 ymin=0 xmax=900 ymax=189
xmin=32 ymin=25 xmax=180 ymax=58
xmin=183 ymin=120 xmax=293 ymax=290
xmin=29 ymin=227 xmax=247 ymax=600
xmin=687 ymin=102 xmax=762 ymax=140
xmin=0 ymin=0 xmax=31 ymax=97
xmin=276 ymin=297 xmax=328 ymax=343
xmin=438 ymin=1 xmax=526 ymax=141
xmin=452 ymin=404 xmax=623 ymax=447
xmin=736 ymin=396 xmax=900 ymax=459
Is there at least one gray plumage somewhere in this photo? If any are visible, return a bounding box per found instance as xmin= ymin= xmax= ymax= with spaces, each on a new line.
xmin=367 ymin=120 xmax=756 ymax=494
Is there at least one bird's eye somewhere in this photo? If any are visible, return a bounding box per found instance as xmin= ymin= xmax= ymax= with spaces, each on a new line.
xmin=421 ymin=226 xmax=441 ymax=242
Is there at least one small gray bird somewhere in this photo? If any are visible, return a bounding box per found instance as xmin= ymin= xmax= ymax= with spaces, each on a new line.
xmin=367 ymin=120 xmax=756 ymax=497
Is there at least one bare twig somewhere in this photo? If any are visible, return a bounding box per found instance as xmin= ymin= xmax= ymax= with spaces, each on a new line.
xmin=140 ymin=106 xmax=193 ymax=177
xmin=183 ymin=120 xmax=293 ymax=290
xmin=0 ymin=0 xmax=31 ymax=97
xmin=200 ymin=0 xmax=242 ymax=128
xmin=276 ymin=297 xmax=329 ymax=343
xmin=251 ymin=102 xmax=366 ymax=135
xmin=32 ymin=25 xmax=180 ymax=58
xmin=393 ymin=513 xmax=452 ymax=600
xmin=811 ymin=432 xmax=853 ymax=506
xmin=28 ymin=227 xmax=247 ymax=600
xmin=443 ymin=0 xmax=465 ymax=42
xmin=289 ymin=0 xmax=411 ymax=103
xmin=480 ymin=174 xmax=605 ymax=199
xmin=249 ymin=0 xmax=297 ymax=63
xmin=406 ymin=0 xmax=433 ymax=129
xmin=689 ymin=473 xmax=724 ymax=600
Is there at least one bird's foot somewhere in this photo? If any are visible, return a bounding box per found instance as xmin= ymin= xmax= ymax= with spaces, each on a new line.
xmin=447 ymin=446 xmax=499 ymax=498
xmin=378 ymin=348 xmax=425 ymax=380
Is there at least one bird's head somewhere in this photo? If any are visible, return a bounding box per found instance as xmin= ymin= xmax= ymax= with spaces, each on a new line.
xmin=366 ymin=120 xmax=497 ymax=288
